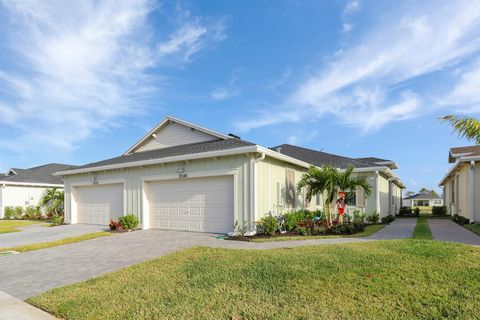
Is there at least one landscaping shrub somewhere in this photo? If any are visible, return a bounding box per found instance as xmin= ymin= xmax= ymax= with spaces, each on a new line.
xmin=51 ymin=215 xmax=64 ymax=226
xmin=452 ymin=214 xmax=470 ymax=226
xmin=14 ymin=206 xmax=24 ymax=219
xmin=233 ymin=220 xmax=248 ymax=236
xmin=413 ymin=207 xmax=420 ymax=217
xmin=352 ymin=210 xmax=364 ymax=224
xmin=432 ymin=206 xmax=447 ymax=216
xmin=3 ymin=206 xmax=16 ymax=219
xmin=256 ymin=216 xmax=279 ymax=236
xmin=282 ymin=209 xmax=321 ymax=231
xmin=24 ymin=206 xmax=43 ymax=220
xmin=365 ymin=211 xmax=380 ymax=224
xmin=119 ymin=214 xmax=139 ymax=230
xmin=109 ymin=219 xmax=123 ymax=231
xmin=398 ymin=207 xmax=412 ymax=216
xmin=381 ymin=214 xmax=395 ymax=224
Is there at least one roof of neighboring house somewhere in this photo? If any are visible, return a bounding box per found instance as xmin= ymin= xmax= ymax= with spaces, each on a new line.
xmin=404 ymin=193 xmax=442 ymax=200
xmin=0 ymin=163 xmax=74 ymax=185
xmin=270 ymin=144 xmax=379 ymax=169
xmin=63 ymin=138 xmax=255 ymax=172
xmin=449 ymin=145 xmax=480 ymax=163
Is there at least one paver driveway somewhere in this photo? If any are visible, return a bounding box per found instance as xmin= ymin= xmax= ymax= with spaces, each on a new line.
xmin=0 ymin=223 xmax=105 ymax=248
xmin=429 ymin=219 xmax=480 ymax=246
xmin=0 ymin=218 xmax=417 ymax=300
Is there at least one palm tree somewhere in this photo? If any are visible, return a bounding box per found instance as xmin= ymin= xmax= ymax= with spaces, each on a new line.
xmin=39 ymin=188 xmax=64 ymax=217
xmin=297 ymin=165 xmax=371 ymax=223
xmin=441 ymin=115 xmax=480 ymax=144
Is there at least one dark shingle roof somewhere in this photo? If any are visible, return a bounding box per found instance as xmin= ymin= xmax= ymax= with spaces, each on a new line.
xmin=63 ymin=138 xmax=255 ymax=172
xmin=404 ymin=193 xmax=442 ymax=200
xmin=270 ymin=144 xmax=374 ymax=169
xmin=1 ymin=163 xmax=75 ymax=185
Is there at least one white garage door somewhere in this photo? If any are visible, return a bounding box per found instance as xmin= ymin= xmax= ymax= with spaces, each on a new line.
xmin=74 ymin=183 xmax=124 ymax=225
xmin=147 ymin=176 xmax=234 ymax=234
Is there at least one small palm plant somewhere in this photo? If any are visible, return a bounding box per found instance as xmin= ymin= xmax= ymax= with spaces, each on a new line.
xmin=39 ymin=188 xmax=64 ymax=217
xmin=441 ymin=115 xmax=480 ymax=144
xmin=297 ymin=165 xmax=371 ymax=223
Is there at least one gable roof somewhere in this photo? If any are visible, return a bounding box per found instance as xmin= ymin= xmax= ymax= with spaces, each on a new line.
xmin=270 ymin=144 xmax=378 ymax=169
xmin=57 ymin=139 xmax=255 ymax=174
xmin=1 ymin=163 xmax=75 ymax=185
xmin=355 ymin=157 xmax=398 ymax=169
xmin=124 ymin=116 xmax=231 ymax=155
xmin=449 ymin=145 xmax=480 ymax=163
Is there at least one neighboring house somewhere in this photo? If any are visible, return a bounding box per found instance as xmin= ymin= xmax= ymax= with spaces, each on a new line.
xmin=0 ymin=164 xmax=74 ymax=218
xmin=439 ymin=145 xmax=480 ymax=222
xmin=402 ymin=193 xmax=443 ymax=207
xmin=56 ymin=116 xmax=405 ymax=235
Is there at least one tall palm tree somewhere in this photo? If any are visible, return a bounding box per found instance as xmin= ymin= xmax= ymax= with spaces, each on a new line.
xmin=297 ymin=165 xmax=371 ymax=223
xmin=39 ymin=188 xmax=64 ymax=216
xmin=441 ymin=115 xmax=480 ymax=144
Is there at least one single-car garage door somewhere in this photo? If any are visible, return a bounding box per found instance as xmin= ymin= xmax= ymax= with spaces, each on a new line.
xmin=146 ymin=176 xmax=234 ymax=234
xmin=74 ymin=183 xmax=124 ymax=225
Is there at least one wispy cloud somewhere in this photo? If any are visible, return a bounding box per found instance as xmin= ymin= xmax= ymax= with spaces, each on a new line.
xmin=209 ymin=67 xmax=242 ymax=101
xmin=0 ymin=0 xmax=226 ymax=154
xmin=236 ymin=1 xmax=480 ymax=133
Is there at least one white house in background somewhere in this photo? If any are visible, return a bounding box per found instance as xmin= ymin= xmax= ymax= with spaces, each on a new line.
xmin=55 ymin=116 xmax=405 ymax=235
xmin=402 ymin=193 xmax=443 ymax=207
xmin=0 ymin=164 xmax=74 ymax=218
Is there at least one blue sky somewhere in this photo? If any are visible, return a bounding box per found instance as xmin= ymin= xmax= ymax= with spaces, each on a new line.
xmin=1 ymin=0 xmax=480 ymax=193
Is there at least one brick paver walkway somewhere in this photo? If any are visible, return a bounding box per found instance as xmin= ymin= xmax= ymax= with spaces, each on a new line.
xmin=429 ymin=219 xmax=480 ymax=246
xmin=366 ymin=218 xmax=416 ymax=239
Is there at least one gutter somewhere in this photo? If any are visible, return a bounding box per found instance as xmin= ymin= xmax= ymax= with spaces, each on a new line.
xmin=0 ymin=181 xmax=64 ymax=188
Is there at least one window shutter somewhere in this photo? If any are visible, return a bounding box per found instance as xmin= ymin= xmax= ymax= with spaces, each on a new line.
xmin=356 ymin=188 xmax=365 ymax=207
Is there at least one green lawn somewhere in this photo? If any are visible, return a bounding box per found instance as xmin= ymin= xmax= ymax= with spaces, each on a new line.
xmin=0 ymin=220 xmax=42 ymax=234
xmin=29 ymin=240 xmax=480 ymax=320
xmin=251 ymin=224 xmax=384 ymax=242
xmin=413 ymin=216 xmax=432 ymax=239
xmin=0 ymin=232 xmax=112 ymax=253
xmin=464 ymin=224 xmax=480 ymax=237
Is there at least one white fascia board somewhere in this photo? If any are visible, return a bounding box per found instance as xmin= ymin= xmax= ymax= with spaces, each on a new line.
xmin=124 ymin=116 xmax=231 ymax=155
xmin=0 ymin=181 xmax=63 ymax=188
xmin=256 ymin=146 xmax=311 ymax=169
xmin=55 ymin=145 xmax=259 ymax=176
xmin=439 ymin=155 xmax=480 ymax=186
xmin=439 ymin=160 xmax=461 ymax=186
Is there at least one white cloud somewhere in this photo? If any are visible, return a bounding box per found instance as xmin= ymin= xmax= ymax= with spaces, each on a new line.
xmin=236 ymin=1 xmax=480 ymax=133
xmin=210 ymin=88 xmax=231 ymax=100
xmin=0 ymin=0 xmax=226 ymax=154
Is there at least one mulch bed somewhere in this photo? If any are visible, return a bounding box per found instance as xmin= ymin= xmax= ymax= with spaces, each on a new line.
xmin=108 ymin=228 xmax=142 ymax=233
xmin=226 ymin=232 xmax=340 ymax=242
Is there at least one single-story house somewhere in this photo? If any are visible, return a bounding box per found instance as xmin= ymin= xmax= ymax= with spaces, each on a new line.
xmin=56 ymin=116 xmax=405 ymax=235
xmin=0 ymin=163 xmax=73 ymax=218
xmin=402 ymin=193 xmax=443 ymax=207
xmin=439 ymin=145 xmax=480 ymax=222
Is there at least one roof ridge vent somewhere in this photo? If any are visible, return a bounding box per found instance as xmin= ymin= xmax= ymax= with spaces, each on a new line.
xmin=228 ymin=133 xmax=241 ymax=139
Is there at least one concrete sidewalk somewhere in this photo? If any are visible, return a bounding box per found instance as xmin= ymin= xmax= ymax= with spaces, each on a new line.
xmin=0 ymin=291 xmax=56 ymax=320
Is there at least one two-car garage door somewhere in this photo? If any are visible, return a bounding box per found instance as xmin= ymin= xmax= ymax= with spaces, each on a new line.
xmin=146 ymin=176 xmax=234 ymax=234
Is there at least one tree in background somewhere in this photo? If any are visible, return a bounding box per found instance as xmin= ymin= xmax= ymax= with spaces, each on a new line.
xmin=441 ymin=115 xmax=480 ymax=144
xmin=419 ymin=188 xmax=439 ymax=197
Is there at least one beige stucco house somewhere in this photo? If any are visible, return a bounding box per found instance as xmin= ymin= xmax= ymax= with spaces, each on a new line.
xmin=440 ymin=146 xmax=480 ymax=222
xmin=56 ymin=116 xmax=404 ymax=235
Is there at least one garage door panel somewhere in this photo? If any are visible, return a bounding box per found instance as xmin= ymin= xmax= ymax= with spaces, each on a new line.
xmin=75 ymin=183 xmax=124 ymax=225
xmin=147 ymin=176 xmax=233 ymax=234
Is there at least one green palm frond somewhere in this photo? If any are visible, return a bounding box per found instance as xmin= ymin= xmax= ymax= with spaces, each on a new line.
xmin=441 ymin=115 xmax=480 ymax=144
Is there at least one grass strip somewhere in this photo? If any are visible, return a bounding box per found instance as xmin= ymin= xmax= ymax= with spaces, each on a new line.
xmin=0 ymin=232 xmax=111 ymax=253
xmin=413 ymin=216 xmax=432 ymax=239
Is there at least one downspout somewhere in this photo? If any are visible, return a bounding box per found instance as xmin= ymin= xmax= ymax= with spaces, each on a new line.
xmin=0 ymin=184 xmax=4 ymax=219
xmin=470 ymin=160 xmax=475 ymax=223
xmin=375 ymin=171 xmax=381 ymax=215
xmin=250 ymin=152 xmax=265 ymax=235
xmin=253 ymin=152 xmax=265 ymax=221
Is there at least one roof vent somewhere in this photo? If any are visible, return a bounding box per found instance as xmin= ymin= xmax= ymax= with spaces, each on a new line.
xmin=228 ymin=133 xmax=241 ymax=139
xmin=276 ymin=147 xmax=282 ymax=153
